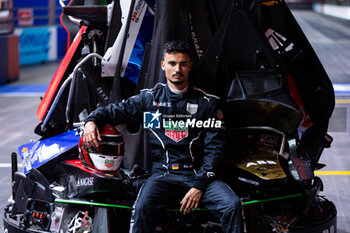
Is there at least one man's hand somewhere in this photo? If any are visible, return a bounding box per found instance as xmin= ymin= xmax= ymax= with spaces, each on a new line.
xmin=180 ymin=188 xmax=203 ymax=215
xmin=83 ymin=121 xmax=101 ymax=148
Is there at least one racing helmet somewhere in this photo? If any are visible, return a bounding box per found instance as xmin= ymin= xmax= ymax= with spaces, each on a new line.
xmin=79 ymin=125 xmax=124 ymax=172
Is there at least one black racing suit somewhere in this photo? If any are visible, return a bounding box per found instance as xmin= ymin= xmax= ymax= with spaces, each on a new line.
xmin=86 ymin=83 xmax=242 ymax=233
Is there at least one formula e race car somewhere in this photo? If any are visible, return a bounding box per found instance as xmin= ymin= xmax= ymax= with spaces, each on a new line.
xmin=3 ymin=0 xmax=336 ymax=232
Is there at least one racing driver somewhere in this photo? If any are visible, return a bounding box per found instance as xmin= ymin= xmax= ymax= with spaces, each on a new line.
xmin=83 ymin=40 xmax=242 ymax=233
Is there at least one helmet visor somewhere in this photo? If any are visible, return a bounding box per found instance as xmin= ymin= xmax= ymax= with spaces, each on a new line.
xmin=87 ymin=141 xmax=123 ymax=156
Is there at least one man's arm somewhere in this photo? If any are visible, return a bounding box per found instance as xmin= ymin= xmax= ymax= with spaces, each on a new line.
xmin=193 ymin=99 xmax=225 ymax=190
xmin=180 ymin=98 xmax=224 ymax=214
xmin=83 ymin=93 xmax=145 ymax=146
xmin=86 ymin=93 xmax=145 ymax=127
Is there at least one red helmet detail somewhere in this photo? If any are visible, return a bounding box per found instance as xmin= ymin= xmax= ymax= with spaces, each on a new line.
xmin=79 ymin=125 xmax=124 ymax=172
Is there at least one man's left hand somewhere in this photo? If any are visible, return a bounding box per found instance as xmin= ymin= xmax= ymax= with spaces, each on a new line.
xmin=180 ymin=188 xmax=203 ymax=215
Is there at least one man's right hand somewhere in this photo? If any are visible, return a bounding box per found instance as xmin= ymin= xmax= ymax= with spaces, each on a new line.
xmin=83 ymin=121 xmax=101 ymax=148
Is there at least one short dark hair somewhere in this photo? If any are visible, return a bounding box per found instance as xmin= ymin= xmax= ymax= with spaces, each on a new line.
xmin=163 ymin=40 xmax=191 ymax=56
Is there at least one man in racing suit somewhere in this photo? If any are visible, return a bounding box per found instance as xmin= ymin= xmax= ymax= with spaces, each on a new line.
xmin=83 ymin=40 xmax=242 ymax=233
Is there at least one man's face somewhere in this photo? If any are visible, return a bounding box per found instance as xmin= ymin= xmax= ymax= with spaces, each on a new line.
xmin=161 ymin=52 xmax=192 ymax=90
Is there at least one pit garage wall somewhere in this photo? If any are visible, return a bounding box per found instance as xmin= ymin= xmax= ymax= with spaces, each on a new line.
xmin=313 ymin=0 xmax=350 ymax=20
xmin=14 ymin=26 xmax=67 ymax=66
xmin=13 ymin=0 xmax=67 ymax=66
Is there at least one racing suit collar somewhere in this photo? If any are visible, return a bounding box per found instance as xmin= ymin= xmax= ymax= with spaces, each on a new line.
xmin=166 ymin=84 xmax=192 ymax=101
xmin=168 ymin=85 xmax=189 ymax=95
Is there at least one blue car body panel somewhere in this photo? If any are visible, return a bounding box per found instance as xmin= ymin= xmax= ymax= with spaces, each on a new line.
xmin=18 ymin=129 xmax=80 ymax=174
